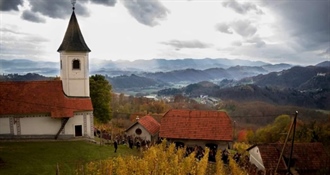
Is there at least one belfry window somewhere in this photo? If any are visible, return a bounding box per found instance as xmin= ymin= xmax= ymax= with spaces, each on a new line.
xmin=72 ymin=59 xmax=80 ymax=70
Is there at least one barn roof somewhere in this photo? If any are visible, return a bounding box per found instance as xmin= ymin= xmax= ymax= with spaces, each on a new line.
xmin=247 ymin=142 xmax=330 ymax=172
xmin=0 ymin=80 xmax=93 ymax=118
xmin=57 ymin=10 xmax=91 ymax=52
xmin=125 ymin=115 xmax=160 ymax=135
xmin=159 ymin=109 xmax=233 ymax=141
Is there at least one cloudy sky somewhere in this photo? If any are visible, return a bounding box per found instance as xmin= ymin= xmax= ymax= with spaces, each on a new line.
xmin=1 ymin=0 xmax=329 ymax=65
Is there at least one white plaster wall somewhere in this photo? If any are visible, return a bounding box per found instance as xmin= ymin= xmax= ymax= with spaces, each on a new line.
xmin=85 ymin=113 xmax=93 ymax=138
xmin=60 ymin=51 xmax=89 ymax=97
xmin=249 ymin=147 xmax=265 ymax=170
xmin=65 ymin=115 xmax=84 ymax=136
xmin=0 ymin=118 xmax=10 ymax=134
xmin=20 ymin=117 xmax=60 ymax=135
xmin=126 ymin=124 xmax=151 ymax=141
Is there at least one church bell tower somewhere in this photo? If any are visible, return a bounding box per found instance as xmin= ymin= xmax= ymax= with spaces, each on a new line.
xmin=57 ymin=1 xmax=91 ymax=97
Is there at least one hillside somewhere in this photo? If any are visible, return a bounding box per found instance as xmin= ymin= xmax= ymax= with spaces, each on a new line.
xmin=239 ymin=66 xmax=330 ymax=90
xmin=157 ymin=65 xmax=330 ymax=110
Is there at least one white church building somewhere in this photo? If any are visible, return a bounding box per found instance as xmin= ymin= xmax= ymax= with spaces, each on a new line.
xmin=0 ymin=6 xmax=94 ymax=139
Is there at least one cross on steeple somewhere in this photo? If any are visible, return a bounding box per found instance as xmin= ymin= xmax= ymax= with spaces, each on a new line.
xmin=71 ymin=0 xmax=76 ymax=10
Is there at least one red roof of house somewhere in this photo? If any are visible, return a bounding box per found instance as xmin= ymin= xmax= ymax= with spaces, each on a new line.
xmin=126 ymin=115 xmax=160 ymax=135
xmin=248 ymin=142 xmax=330 ymax=172
xmin=159 ymin=109 xmax=233 ymax=141
xmin=0 ymin=80 xmax=93 ymax=118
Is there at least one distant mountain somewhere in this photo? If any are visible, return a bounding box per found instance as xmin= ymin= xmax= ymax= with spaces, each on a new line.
xmin=106 ymin=74 xmax=168 ymax=90
xmin=92 ymin=58 xmax=269 ymax=73
xmin=0 ymin=59 xmax=59 ymax=76
xmin=157 ymin=65 xmax=330 ymax=109
xmin=1 ymin=58 xmax=286 ymax=76
xmin=239 ymin=66 xmax=330 ymax=90
xmin=316 ymin=61 xmax=330 ymax=67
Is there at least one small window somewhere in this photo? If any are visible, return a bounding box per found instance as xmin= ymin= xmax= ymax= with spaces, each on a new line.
xmin=72 ymin=59 xmax=80 ymax=70
xmin=60 ymin=60 xmax=62 ymax=69
xmin=135 ymin=128 xmax=142 ymax=135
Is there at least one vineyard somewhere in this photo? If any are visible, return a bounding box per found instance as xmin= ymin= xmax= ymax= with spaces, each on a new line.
xmin=74 ymin=141 xmax=252 ymax=175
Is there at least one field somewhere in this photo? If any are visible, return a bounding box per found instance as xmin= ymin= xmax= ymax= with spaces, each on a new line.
xmin=0 ymin=140 xmax=139 ymax=175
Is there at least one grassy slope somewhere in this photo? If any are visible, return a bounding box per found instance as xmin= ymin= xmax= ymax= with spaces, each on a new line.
xmin=0 ymin=140 xmax=139 ymax=175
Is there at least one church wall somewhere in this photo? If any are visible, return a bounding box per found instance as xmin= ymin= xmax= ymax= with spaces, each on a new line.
xmin=65 ymin=114 xmax=83 ymax=136
xmin=0 ymin=118 xmax=10 ymax=134
xmin=63 ymin=112 xmax=93 ymax=138
xmin=20 ymin=117 xmax=60 ymax=135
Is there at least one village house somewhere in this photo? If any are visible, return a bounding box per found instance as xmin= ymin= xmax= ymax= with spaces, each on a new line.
xmin=159 ymin=109 xmax=233 ymax=150
xmin=247 ymin=142 xmax=330 ymax=175
xmin=125 ymin=115 xmax=160 ymax=144
xmin=0 ymin=6 xmax=94 ymax=139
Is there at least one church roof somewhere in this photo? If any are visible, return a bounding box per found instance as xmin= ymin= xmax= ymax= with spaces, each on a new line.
xmin=57 ymin=10 xmax=91 ymax=52
xmin=159 ymin=109 xmax=233 ymax=141
xmin=0 ymin=80 xmax=93 ymax=118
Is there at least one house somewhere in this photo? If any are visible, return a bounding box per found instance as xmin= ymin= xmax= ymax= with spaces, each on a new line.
xmin=0 ymin=5 xmax=94 ymax=139
xmin=159 ymin=109 xmax=233 ymax=150
xmin=247 ymin=142 xmax=330 ymax=175
xmin=125 ymin=115 xmax=160 ymax=144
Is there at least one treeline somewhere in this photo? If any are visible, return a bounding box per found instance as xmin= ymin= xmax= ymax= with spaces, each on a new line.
xmin=0 ymin=73 xmax=53 ymax=81
xmin=237 ymin=114 xmax=330 ymax=154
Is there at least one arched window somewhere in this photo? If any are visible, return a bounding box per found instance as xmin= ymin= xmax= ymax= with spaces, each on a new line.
xmin=72 ymin=59 xmax=80 ymax=70
xmin=135 ymin=128 xmax=142 ymax=135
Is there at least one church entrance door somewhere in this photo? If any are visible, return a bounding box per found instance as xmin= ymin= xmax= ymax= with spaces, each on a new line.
xmin=75 ymin=125 xmax=82 ymax=136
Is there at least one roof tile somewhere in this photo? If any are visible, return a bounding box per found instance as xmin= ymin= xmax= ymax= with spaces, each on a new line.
xmin=0 ymin=80 xmax=93 ymax=118
xmin=159 ymin=109 xmax=233 ymax=141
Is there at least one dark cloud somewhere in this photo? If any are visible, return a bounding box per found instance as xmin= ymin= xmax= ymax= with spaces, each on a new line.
xmin=222 ymin=0 xmax=263 ymax=15
xmin=27 ymin=0 xmax=90 ymax=19
xmin=216 ymin=20 xmax=257 ymax=38
xmin=161 ymin=40 xmax=212 ymax=50
xmin=231 ymin=20 xmax=257 ymax=38
xmin=0 ymin=0 xmax=23 ymax=11
xmin=21 ymin=10 xmax=46 ymax=23
xmin=245 ymin=36 xmax=266 ymax=48
xmin=266 ymin=0 xmax=330 ymax=51
xmin=121 ymin=0 xmax=169 ymax=26
xmin=90 ymin=0 xmax=117 ymax=6
xmin=215 ymin=23 xmax=233 ymax=34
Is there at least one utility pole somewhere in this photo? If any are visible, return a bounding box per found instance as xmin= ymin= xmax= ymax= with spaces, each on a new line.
xmin=287 ymin=111 xmax=298 ymax=174
xmin=275 ymin=111 xmax=298 ymax=175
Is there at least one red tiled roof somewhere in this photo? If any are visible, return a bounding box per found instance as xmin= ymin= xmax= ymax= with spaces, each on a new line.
xmin=0 ymin=80 xmax=93 ymax=118
xmin=138 ymin=115 xmax=160 ymax=135
xmin=125 ymin=115 xmax=160 ymax=135
xmin=249 ymin=142 xmax=330 ymax=172
xmin=159 ymin=109 xmax=233 ymax=141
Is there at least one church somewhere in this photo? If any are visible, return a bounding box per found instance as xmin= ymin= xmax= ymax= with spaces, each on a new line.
xmin=0 ymin=5 xmax=94 ymax=139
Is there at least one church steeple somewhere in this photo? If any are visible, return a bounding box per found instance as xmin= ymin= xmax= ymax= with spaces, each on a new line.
xmin=58 ymin=3 xmax=91 ymax=97
xmin=57 ymin=8 xmax=91 ymax=52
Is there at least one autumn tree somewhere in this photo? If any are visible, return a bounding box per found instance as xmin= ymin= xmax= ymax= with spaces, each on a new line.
xmin=90 ymin=74 xmax=112 ymax=123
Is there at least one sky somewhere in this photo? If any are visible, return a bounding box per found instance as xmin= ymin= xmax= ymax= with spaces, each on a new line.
xmin=0 ymin=0 xmax=329 ymax=66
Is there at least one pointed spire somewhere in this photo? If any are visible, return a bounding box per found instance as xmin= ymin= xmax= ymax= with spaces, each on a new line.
xmin=57 ymin=5 xmax=91 ymax=52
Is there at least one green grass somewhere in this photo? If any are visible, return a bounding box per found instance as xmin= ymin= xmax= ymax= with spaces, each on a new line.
xmin=0 ymin=140 xmax=139 ymax=175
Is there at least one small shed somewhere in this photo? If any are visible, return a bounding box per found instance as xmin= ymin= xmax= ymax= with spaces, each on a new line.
xmin=247 ymin=142 xmax=330 ymax=175
xmin=125 ymin=115 xmax=160 ymax=143
xmin=159 ymin=109 xmax=233 ymax=150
